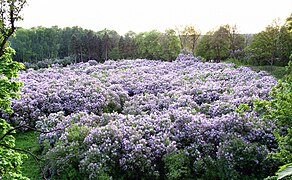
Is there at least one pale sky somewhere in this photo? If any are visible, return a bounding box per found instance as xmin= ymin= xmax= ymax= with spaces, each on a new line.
xmin=17 ymin=0 xmax=292 ymax=34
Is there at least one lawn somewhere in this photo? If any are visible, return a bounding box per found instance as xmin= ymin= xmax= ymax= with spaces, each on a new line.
xmin=14 ymin=131 xmax=42 ymax=180
xmin=248 ymin=65 xmax=287 ymax=79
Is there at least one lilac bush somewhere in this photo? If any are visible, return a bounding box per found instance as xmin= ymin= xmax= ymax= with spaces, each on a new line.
xmin=6 ymin=54 xmax=281 ymax=179
xmin=3 ymin=67 xmax=128 ymax=127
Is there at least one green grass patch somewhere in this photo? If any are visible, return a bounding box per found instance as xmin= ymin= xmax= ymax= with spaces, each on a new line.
xmin=247 ymin=65 xmax=287 ymax=80
xmin=14 ymin=131 xmax=43 ymax=180
xmin=222 ymin=59 xmax=287 ymax=80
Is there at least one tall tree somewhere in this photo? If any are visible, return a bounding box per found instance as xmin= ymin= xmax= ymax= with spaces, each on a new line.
xmin=118 ymin=36 xmax=125 ymax=59
xmin=136 ymin=30 xmax=161 ymax=60
xmin=124 ymin=31 xmax=137 ymax=59
xmin=0 ymin=0 xmax=28 ymax=179
xmin=287 ymin=13 xmax=292 ymax=32
xmin=70 ymin=34 xmax=79 ymax=63
xmin=184 ymin=25 xmax=201 ymax=55
xmin=195 ymin=32 xmax=213 ymax=60
xmin=228 ymin=25 xmax=245 ymax=59
xmin=102 ymin=30 xmax=109 ymax=61
xmin=0 ymin=0 xmax=26 ymax=56
xmin=176 ymin=25 xmax=200 ymax=54
xmin=277 ymin=26 xmax=292 ymax=65
xmin=196 ymin=24 xmax=246 ymax=61
xmin=159 ymin=29 xmax=181 ymax=60
xmin=246 ymin=22 xmax=280 ymax=67
xmin=85 ymin=30 xmax=96 ymax=60
xmin=211 ymin=25 xmax=230 ymax=62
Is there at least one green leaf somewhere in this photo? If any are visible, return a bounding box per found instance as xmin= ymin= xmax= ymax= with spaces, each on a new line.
xmin=277 ymin=163 xmax=292 ymax=179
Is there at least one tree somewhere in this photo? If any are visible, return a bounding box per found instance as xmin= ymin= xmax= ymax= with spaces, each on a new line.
xmin=0 ymin=0 xmax=26 ymax=56
xmin=159 ymin=29 xmax=181 ymax=60
xmin=246 ymin=20 xmax=292 ymax=67
xmin=0 ymin=48 xmax=27 ymax=180
xmin=287 ymin=13 xmax=292 ymax=32
xmin=228 ymin=25 xmax=245 ymax=59
xmin=123 ymin=31 xmax=137 ymax=59
xmin=211 ymin=25 xmax=230 ymax=62
xmin=59 ymin=27 xmax=74 ymax=59
xmin=118 ymin=36 xmax=125 ymax=59
xmin=176 ymin=25 xmax=200 ymax=54
xmin=96 ymin=36 xmax=103 ymax=62
xmin=0 ymin=0 xmax=27 ymax=179
xmin=10 ymin=28 xmax=33 ymax=62
xmin=246 ymin=26 xmax=277 ymax=66
xmin=136 ymin=30 xmax=162 ymax=60
xmin=277 ymin=26 xmax=292 ymax=65
xmin=195 ymin=32 xmax=213 ymax=60
xmin=85 ymin=30 xmax=100 ymax=61
xmin=196 ymin=25 xmax=230 ymax=61
xmin=102 ymin=30 xmax=109 ymax=61
xmin=70 ymin=34 xmax=79 ymax=63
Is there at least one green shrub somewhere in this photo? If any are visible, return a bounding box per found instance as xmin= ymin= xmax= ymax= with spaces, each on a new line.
xmin=163 ymin=151 xmax=192 ymax=180
xmin=42 ymin=124 xmax=89 ymax=179
xmin=254 ymin=61 xmax=292 ymax=178
xmin=0 ymin=119 xmax=28 ymax=180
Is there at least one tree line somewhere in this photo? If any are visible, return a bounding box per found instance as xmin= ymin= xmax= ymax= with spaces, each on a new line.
xmin=195 ymin=22 xmax=292 ymax=66
xmin=9 ymin=27 xmax=181 ymax=66
xmin=10 ymin=16 xmax=292 ymax=68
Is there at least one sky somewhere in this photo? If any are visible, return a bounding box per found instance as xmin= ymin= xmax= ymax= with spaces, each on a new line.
xmin=17 ymin=0 xmax=292 ymax=35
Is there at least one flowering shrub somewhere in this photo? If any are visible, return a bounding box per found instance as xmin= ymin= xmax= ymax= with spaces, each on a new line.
xmin=3 ymin=67 xmax=128 ymax=127
xmin=5 ymin=55 xmax=281 ymax=179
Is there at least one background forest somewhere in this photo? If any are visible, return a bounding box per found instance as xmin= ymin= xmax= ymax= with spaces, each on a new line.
xmin=9 ymin=21 xmax=292 ymax=69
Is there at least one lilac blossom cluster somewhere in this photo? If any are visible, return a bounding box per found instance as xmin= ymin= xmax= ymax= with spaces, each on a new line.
xmin=3 ymin=67 xmax=128 ymax=127
xmin=37 ymin=110 xmax=278 ymax=179
xmin=7 ymin=55 xmax=280 ymax=178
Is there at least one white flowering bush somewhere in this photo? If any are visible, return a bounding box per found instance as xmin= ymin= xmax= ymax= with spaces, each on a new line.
xmin=3 ymin=55 xmax=281 ymax=179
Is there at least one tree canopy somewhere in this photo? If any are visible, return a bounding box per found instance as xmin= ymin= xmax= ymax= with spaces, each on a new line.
xmin=0 ymin=0 xmax=27 ymax=179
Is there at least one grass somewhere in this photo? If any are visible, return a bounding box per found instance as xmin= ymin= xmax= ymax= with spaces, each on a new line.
xmin=14 ymin=131 xmax=43 ymax=180
xmin=223 ymin=58 xmax=287 ymax=80
xmin=247 ymin=65 xmax=287 ymax=80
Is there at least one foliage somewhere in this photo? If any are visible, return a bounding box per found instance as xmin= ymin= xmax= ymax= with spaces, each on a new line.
xmin=0 ymin=119 xmax=28 ymax=180
xmin=195 ymin=25 xmax=245 ymax=61
xmin=287 ymin=13 xmax=292 ymax=32
xmin=0 ymin=47 xmax=24 ymax=112
xmin=11 ymin=27 xmax=181 ymax=64
xmin=14 ymin=131 xmax=41 ymax=180
xmin=246 ymin=22 xmax=292 ymax=67
xmin=253 ymin=60 xmax=292 ymax=179
xmin=277 ymin=163 xmax=292 ymax=179
xmin=176 ymin=25 xmax=200 ymax=55
xmin=246 ymin=26 xmax=276 ymax=66
xmin=135 ymin=30 xmax=180 ymax=61
xmin=276 ymin=26 xmax=292 ymax=66
xmin=5 ymin=54 xmax=282 ymax=179
xmin=42 ymin=123 xmax=89 ymax=179
xmin=163 ymin=151 xmax=192 ymax=179
xmin=256 ymin=62 xmax=292 ymax=161
xmin=195 ymin=33 xmax=213 ymax=60
xmin=0 ymin=47 xmax=26 ymax=179
xmin=159 ymin=29 xmax=181 ymax=60
xmin=0 ymin=1 xmax=28 ymax=178
xmin=0 ymin=0 xmax=27 ymax=56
